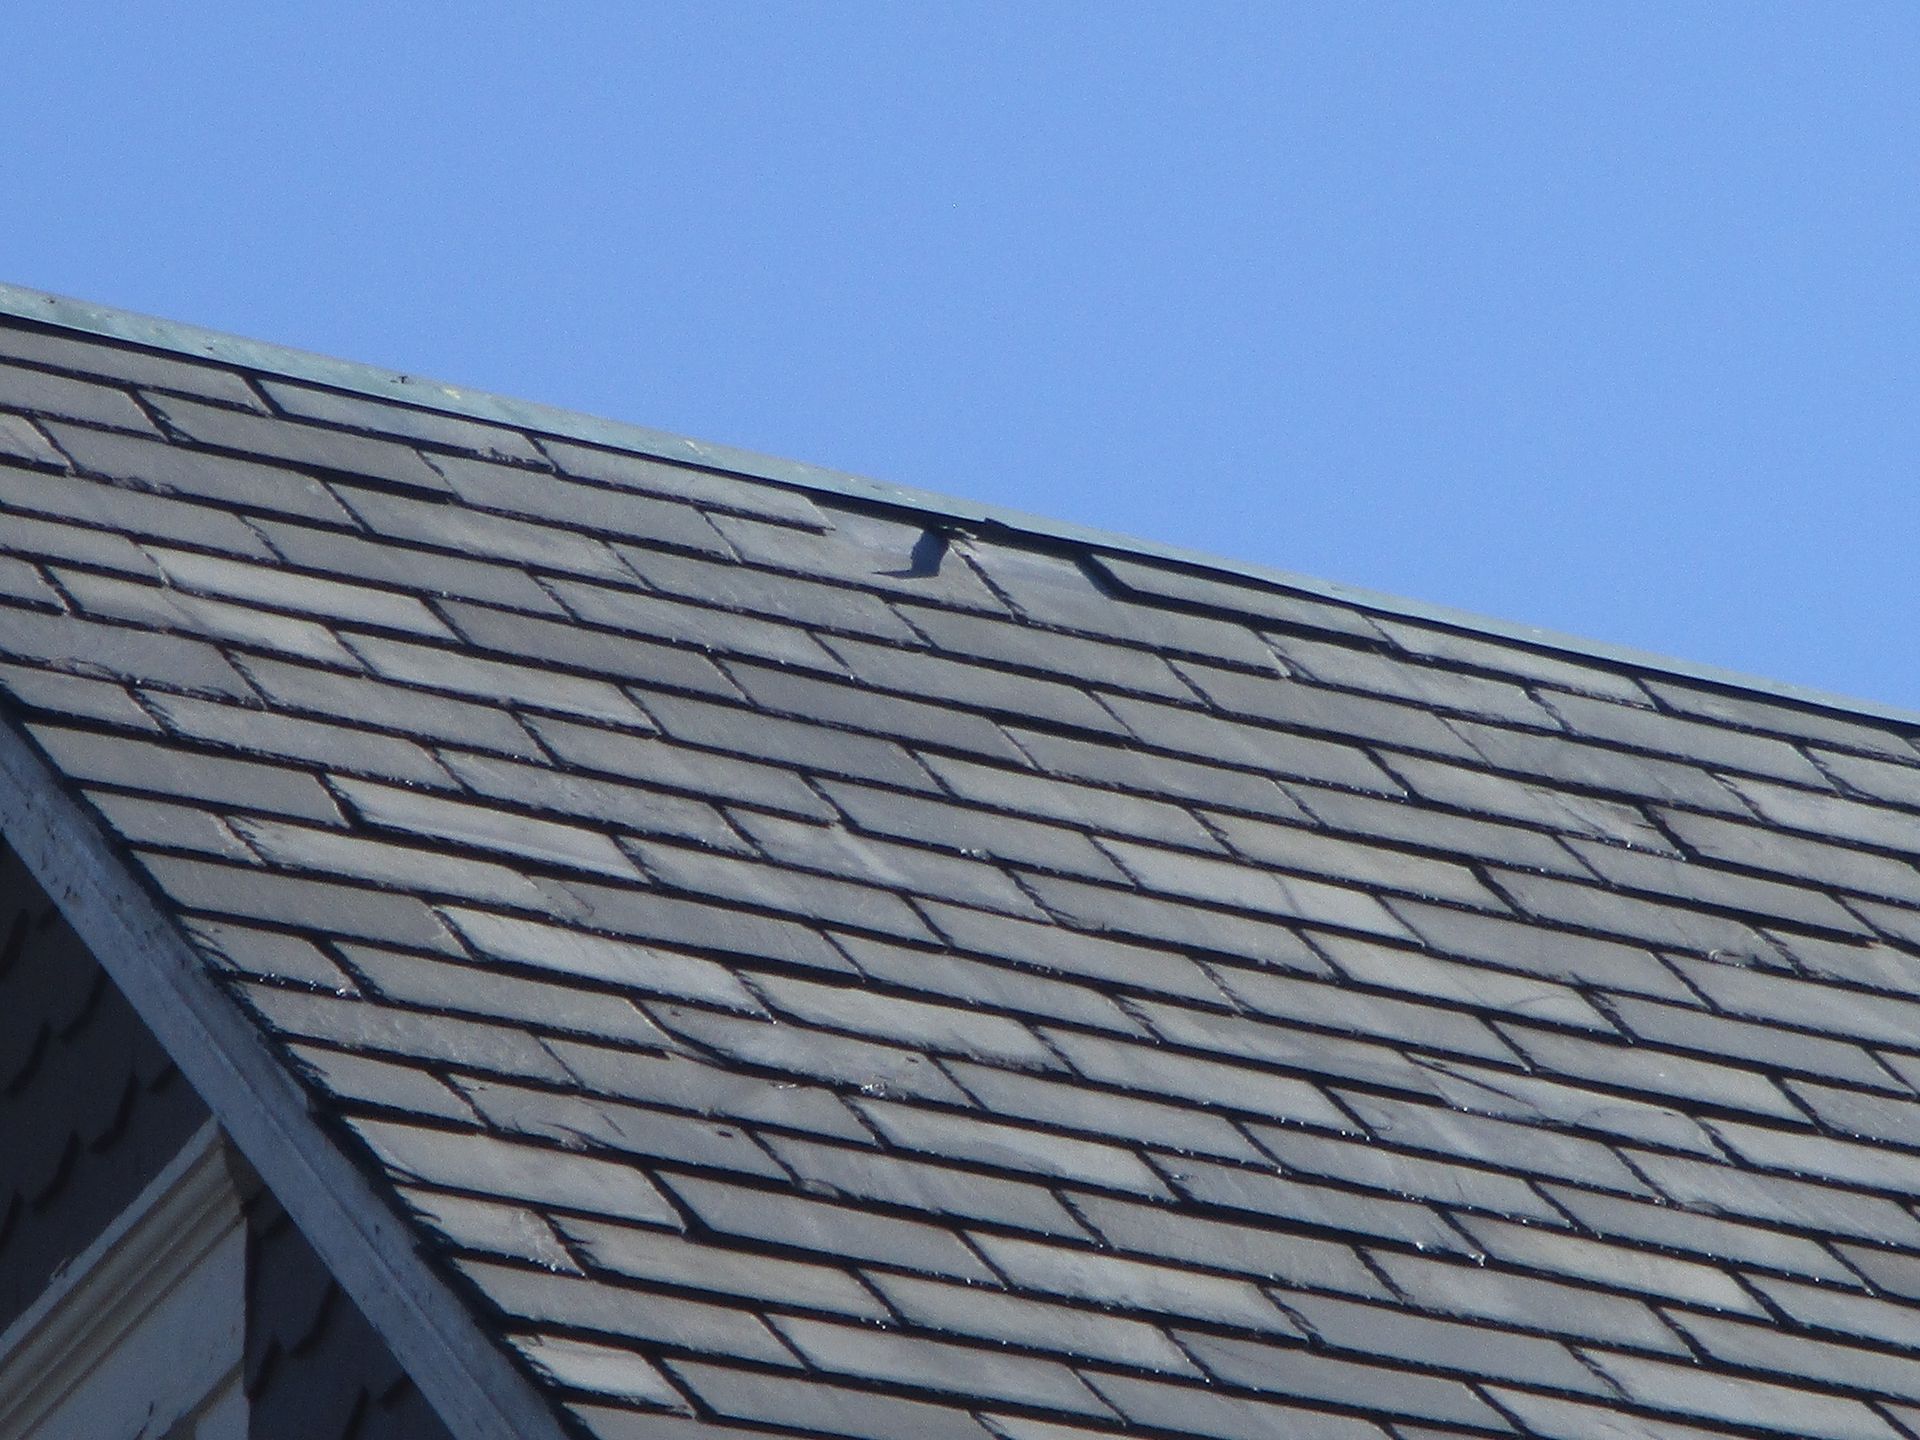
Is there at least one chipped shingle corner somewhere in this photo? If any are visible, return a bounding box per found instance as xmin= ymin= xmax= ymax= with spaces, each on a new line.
xmin=6 ymin=283 xmax=1920 ymax=1440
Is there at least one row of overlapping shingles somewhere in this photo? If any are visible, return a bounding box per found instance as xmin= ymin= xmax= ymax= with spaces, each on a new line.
xmin=9 ymin=316 xmax=1920 ymax=1440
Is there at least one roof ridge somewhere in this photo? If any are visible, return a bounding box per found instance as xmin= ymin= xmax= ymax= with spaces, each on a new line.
xmin=2 ymin=278 xmax=1911 ymax=734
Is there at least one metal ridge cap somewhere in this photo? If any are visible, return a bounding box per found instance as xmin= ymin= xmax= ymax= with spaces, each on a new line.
xmin=3 ymin=279 xmax=1915 ymax=735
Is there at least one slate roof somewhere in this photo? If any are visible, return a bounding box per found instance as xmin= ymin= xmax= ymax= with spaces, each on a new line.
xmin=6 ymin=285 xmax=1920 ymax=1440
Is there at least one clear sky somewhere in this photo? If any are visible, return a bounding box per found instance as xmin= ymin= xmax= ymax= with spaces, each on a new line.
xmin=5 ymin=6 xmax=1917 ymax=707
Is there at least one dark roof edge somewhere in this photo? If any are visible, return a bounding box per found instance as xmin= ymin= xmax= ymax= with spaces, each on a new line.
xmin=0 ymin=718 xmax=574 ymax=1440
xmin=5 ymin=279 xmax=1914 ymax=734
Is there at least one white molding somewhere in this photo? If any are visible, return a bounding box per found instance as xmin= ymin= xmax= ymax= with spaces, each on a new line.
xmin=0 ymin=1119 xmax=248 ymax=1440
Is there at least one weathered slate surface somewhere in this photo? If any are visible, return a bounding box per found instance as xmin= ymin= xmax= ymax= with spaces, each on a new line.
xmin=8 ymin=308 xmax=1920 ymax=1439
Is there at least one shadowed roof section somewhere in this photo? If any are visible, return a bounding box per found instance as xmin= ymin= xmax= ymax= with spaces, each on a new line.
xmin=4 ymin=285 xmax=1920 ymax=1440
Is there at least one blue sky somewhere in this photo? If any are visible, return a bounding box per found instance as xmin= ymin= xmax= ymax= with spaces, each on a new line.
xmin=6 ymin=6 xmax=1917 ymax=706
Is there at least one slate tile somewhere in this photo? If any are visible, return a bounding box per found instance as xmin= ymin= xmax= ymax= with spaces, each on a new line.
xmin=972 ymin=1233 xmax=1300 ymax=1333
xmin=181 ymin=917 xmax=355 ymax=989
xmin=1666 ymin=956 xmax=1920 ymax=1049
xmin=1372 ymin=1250 xmax=1687 ymax=1352
xmin=865 ymin=1271 xmax=1200 ymax=1375
xmin=1788 ymin=1082 xmax=1920 ymax=1146
xmin=1173 ymin=1330 xmax=1513 ymax=1431
xmin=457 ymin=1080 xmax=786 ymax=1179
xmin=459 ymin=1262 xmax=797 ymax=1366
xmin=138 ymin=855 xmax=460 ymax=951
xmin=230 ymin=816 xmax=569 ymax=911
xmin=1486 ymin=1389 xmax=1793 ymax=1440
xmin=726 ymin=661 xmax=1028 ymax=763
xmin=1560 ymin=839 xmax=1870 ymax=937
xmin=549 ymin=577 xmax=842 ymax=671
xmin=1747 ymin=1274 xmax=1920 ymax=1350
xmin=619 ymin=542 xmax=918 ymax=642
xmin=260 ymin=381 xmax=545 ymax=464
xmin=0 ymin=366 xmax=151 ymax=430
xmin=554 ymin=880 xmax=852 ymax=973
xmin=642 ymin=692 xmax=935 ymax=790
xmin=1540 ymin=689 xmax=1835 ymax=788
xmin=346 ymin=630 xmax=658 ymax=725
xmin=1387 ymin=898 xmax=1700 ymax=1003
xmin=1575 ymin=1349 xmax=1902 ymax=1440
xmin=971 ymin=1419 xmax=1128 ymax=1440
xmin=242 ymin=985 xmax=572 ymax=1083
xmin=29 ymin=725 xmax=345 ymax=821
xmin=0 ymin=413 xmax=62 ymax=467
xmin=1281 ymin=1291 xmax=1612 ymax=1396
xmin=823 ymin=633 xmax=1124 ymax=735
xmin=898 ymin=601 xmax=1193 ymax=698
xmin=1087 ymin=552 xmax=1381 ymax=641
xmin=147 ymin=392 xmax=450 ymax=492
xmin=1288 ymin=782 xmax=1590 ymax=878
xmin=1007 ymin=725 xmax=1318 ymax=824
xmin=631 ymin=839 xmax=937 ymax=941
xmin=0 ymin=602 xmax=245 ymax=698
xmin=0 ymin=555 xmax=59 ymax=611
xmin=1368 ymin=618 xmax=1650 ymax=703
xmin=1444 ymin=717 xmax=1750 ymax=814
xmin=945 ymin=1060 xmax=1264 ymax=1163
xmin=919 ymin=752 xmax=1221 ymax=853
xmin=0 ymin=464 xmax=277 ymax=558
xmin=1211 ymin=966 xmax=1514 ymax=1063
xmin=254 ymin=516 xmax=566 ymax=614
xmin=331 ymin=776 xmax=642 ymax=880
xmin=506 ymin=1333 xmax=686 ymax=1409
xmin=1452 ymin=1215 xmax=1760 ymax=1313
xmin=760 ymin=1134 xmax=1088 ymax=1236
xmin=835 ymin=932 xmax=1147 ymax=1036
xmin=342 ymin=943 xmax=679 ymax=1051
xmin=1406 ymin=1057 xmax=1721 ymax=1156
xmin=1308 ymin=932 xmax=1613 ymax=1032
xmin=651 ymin=1003 xmax=969 ymax=1105
xmin=440 ymin=908 xmax=763 ymax=1014
xmin=1724 ymin=774 xmax=1920 ymax=857
xmin=1627 ymin=1149 xmax=1920 ymax=1247
xmin=1708 ymin=1120 xmax=1920 ymax=1197
xmin=539 ymin=438 xmax=828 ymax=530
xmin=1607 ymin=995 xmax=1896 ymax=1093
xmin=1218 ymin=816 xmax=1509 ymax=916
xmin=141 ymin=691 xmax=450 ymax=789
xmin=0 ymin=661 xmax=163 ymax=730
xmin=663 ymin=1360 xmax=992 ymax=1440
xmin=854 ymin=1098 xmax=1170 ymax=1197
xmin=288 ymin=1045 xmax=479 ymax=1124
xmin=1250 ymin=1125 xmax=1563 ymax=1223
xmin=558 ymin=1214 xmax=887 ymax=1319
xmin=1338 ymin=1092 xmax=1652 ymax=1194
xmin=401 ymin=1186 xmax=584 ymax=1272
xmin=234 ymin=654 xmax=543 ymax=756
xmin=1132 ymin=999 xmax=1444 ymax=1098
xmin=47 ymin=422 xmax=355 ymax=522
xmin=547 ymin=1042 xmax=872 ymax=1145
xmin=0 ymin=327 xmax=264 ymax=408
xmin=1162 ymin=1155 xmax=1465 ymax=1257
xmin=1180 ymin=659 xmax=1486 ymax=762
xmin=57 ymin=567 xmax=360 ymax=666
xmin=1812 ymin=746 xmax=1920 ymax=810
xmin=349 ymin=1117 xmax=679 ymax=1225
xmin=85 ymin=790 xmax=256 ymax=861
xmin=1043 ymin=1027 xmax=1351 ymax=1132
xmin=964 ymin=542 xmax=1271 ymax=665
xmin=1664 ymin=1309 xmax=1920 ymax=1405
xmin=818 ymin=780 xmax=1125 ymax=883
xmin=1658 ymin=808 xmax=1920 ymax=909
xmin=1642 ymin=677 xmax=1919 ymax=759
xmin=1497 ymin=1025 xmax=1803 ymax=1123
xmin=1540 ymin=1183 xmax=1862 ymax=1284
xmin=1074 ymin=1191 xmax=1388 ymax=1296
xmin=1099 ymin=840 xmax=1414 ymax=940
xmin=918 ymin=899 xmax=1248 ymax=1001
xmin=0 ymin=505 xmax=156 ymax=577
xmin=661 ymin=1171 xmax=996 ymax=1281
xmin=749 ymin=972 xmax=1057 ymax=1071
xmin=715 ymin=509 xmax=1008 ymax=612
xmin=424 ymin=604 xmax=736 ymax=704
xmin=1845 ymin=897 xmax=1920 ymax=951
xmin=1084 ymin=1373 xmax=1390 ymax=1440
xmin=769 ymin=1316 xmax=1114 ymax=1416
xmin=526 ymin=716 xmax=833 ymax=820
xmin=1834 ymin=1245 xmax=1920 ymax=1301
xmin=336 ymin=484 xmax=631 ymax=580
xmin=146 ymin=545 xmax=453 ymax=638
xmin=733 ymin=811 xmax=1043 ymax=919
xmin=1271 ymin=630 xmax=1563 ymax=730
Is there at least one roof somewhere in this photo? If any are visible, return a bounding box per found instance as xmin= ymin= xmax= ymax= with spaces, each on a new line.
xmin=4 ymin=284 xmax=1920 ymax=1440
